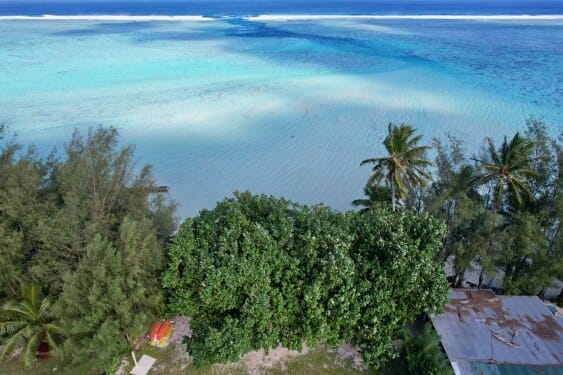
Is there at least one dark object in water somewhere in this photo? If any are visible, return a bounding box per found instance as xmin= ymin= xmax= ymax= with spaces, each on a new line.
xmin=158 ymin=186 xmax=170 ymax=193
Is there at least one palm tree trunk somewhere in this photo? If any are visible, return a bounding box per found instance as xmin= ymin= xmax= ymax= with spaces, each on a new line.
xmin=478 ymin=269 xmax=485 ymax=289
xmin=503 ymin=262 xmax=514 ymax=290
xmin=391 ymin=182 xmax=396 ymax=211
xmin=494 ymin=179 xmax=504 ymax=212
xmin=485 ymin=184 xmax=492 ymax=210
xmin=454 ymin=268 xmax=466 ymax=288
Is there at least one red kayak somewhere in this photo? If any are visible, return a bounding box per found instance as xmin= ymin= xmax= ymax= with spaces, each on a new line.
xmin=148 ymin=320 xmax=162 ymax=343
xmin=157 ymin=320 xmax=172 ymax=341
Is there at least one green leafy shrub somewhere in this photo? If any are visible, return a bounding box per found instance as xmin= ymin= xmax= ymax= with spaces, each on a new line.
xmin=163 ymin=191 xmax=449 ymax=368
xmin=105 ymin=354 xmax=123 ymax=375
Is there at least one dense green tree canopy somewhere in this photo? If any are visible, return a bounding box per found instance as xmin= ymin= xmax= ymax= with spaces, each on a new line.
xmin=0 ymin=126 xmax=177 ymax=369
xmin=1 ymin=116 xmax=560 ymax=372
xmin=163 ymin=191 xmax=449 ymax=368
xmin=0 ymin=126 xmax=50 ymax=300
xmin=420 ymin=119 xmax=561 ymax=295
xmin=56 ymin=218 xmax=164 ymax=372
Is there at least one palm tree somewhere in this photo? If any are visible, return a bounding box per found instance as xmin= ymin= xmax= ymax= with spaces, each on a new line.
xmin=0 ymin=284 xmax=60 ymax=366
xmin=474 ymin=133 xmax=538 ymax=211
xmin=361 ymin=123 xmax=432 ymax=211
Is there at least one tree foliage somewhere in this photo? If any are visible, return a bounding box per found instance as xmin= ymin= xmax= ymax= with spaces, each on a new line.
xmin=0 ymin=126 xmax=51 ymax=300
xmin=424 ymin=136 xmax=502 ymax=287
xmin=163 ymin=191 xmax=449 ymax=368
xmin=384 ymin=323 xmax=452 ymax=375
xmin=31 ymin=127 xmax=173 ymax=295
xmin=56 ymin=218 xmax=164 ymax=371
xmin=420 ymin=119 xmax=561 ymax=294
xmin=1 ymin=114 xmax=560 ymax=372
xmin=0 ymin=126 xmax=177 ymax=369
xmin=352 ymin=183 xmax=393 ymax=212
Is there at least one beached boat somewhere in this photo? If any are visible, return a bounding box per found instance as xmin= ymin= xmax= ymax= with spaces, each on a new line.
xmin=148 ymin=320 xmax=162 ymax=346
xmin=149 ymin=319 xmax=173 ymax=347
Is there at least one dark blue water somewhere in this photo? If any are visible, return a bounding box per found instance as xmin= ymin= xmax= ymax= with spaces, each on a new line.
xmin=1 ymin=0 xmax=562 ymax=16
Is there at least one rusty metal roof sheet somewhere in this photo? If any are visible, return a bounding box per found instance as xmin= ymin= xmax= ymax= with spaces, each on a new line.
xmin=431 ymin=289 xmax=563 ymax=373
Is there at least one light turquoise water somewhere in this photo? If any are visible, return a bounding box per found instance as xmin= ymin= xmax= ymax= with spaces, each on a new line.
xmin=0 ymin=19 xmax=561 ymax=217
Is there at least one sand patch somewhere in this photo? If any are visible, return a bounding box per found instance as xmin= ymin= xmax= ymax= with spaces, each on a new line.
xmin=242 ymin=344 xmax=310 ymax=374
xmin=334 ymin=343 xmax=368 ymax=371
xmin=119 ymin=316 xmax=366 ymax=374
xmin=168 ymin=315 xmax=193 ymax=370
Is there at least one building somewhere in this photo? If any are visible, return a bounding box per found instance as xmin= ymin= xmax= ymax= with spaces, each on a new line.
xmin=430 ymin=289 xmax=563 ymax=375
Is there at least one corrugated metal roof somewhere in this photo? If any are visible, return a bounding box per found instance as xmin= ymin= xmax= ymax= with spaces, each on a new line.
xmin=431 ymin=289 xmax=563 ymax=375
xmin=463 ymin=361 xmax=563 ymax=375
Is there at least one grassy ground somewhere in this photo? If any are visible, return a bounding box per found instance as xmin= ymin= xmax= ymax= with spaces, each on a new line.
xmin=267 ymin=348 xmax=376 ymax=375
xmin=1 ymin=356 xmax=95 ymax=375
xmin=2 ymin=344 xmax=375 ymax=375
xmin=124 ymin=342 xmax=375 ymax=375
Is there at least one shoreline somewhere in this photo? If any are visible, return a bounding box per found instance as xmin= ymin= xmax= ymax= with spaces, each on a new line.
xmin=0 ymin=14 xmax=562 ymax=21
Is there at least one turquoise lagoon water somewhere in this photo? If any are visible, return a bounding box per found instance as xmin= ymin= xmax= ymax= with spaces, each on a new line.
xmin=0 ymin=18 xmax=562 ymax=217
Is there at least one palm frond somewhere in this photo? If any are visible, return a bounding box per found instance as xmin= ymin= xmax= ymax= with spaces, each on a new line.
xmin=515 ymin=168 xmax=540 ymax=179
xmin=23 ymin=331 xmax=40 ymax=367
xmin=352 ymin=198 xmax=371 ymax=207
xmin=0 ymin=325 xmax=27 ymax=362
xmin=1 ymin=306 xmax=31 ymax=319
xmin=44 ymin=329 xmax=60 ymax=355
xmin=403 ymin=146 xmax=431 ymax=158
xmin=407 ymin=133 xmax=423 ymax=147
xmin=409 ymin=158 xmax=434 ymax=168
xmin=486 ymin=137 xmax=500 ymax=165
xmin=0 ymin=284 xmax=60 ymax=366
xmin=478 ymin=163 xmax=501 ymax=174
xmin=366 ymin=171 xmax=385 ymax=187
xmin=508 ymin=176 xmax=533 ymax=205
xmin=0 ymin=321 xmax=27 ymax=336
xmin=44 ymin=323 xmax=61 ymax=333
xmin=18 ymin=301 xmax=38 ymax=319
xmin=360 ymin=157 xmax=389 ymax=166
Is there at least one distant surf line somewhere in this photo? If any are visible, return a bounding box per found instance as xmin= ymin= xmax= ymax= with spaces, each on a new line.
xmin=0 ymin=15 xmax=213 ymax=21
xmin=245 ymin=14 xmax=563 ymax=21
xmin=0 ymin=14 xmax=562 ymax=21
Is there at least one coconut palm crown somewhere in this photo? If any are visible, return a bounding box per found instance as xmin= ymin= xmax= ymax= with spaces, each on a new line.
xmin=474 ymin=132 xmax=538 ymax=211
xmin=361 ymin=123 xmax=433 ymax=211
xmin=0 ymin=284 xmax=60 ymax=366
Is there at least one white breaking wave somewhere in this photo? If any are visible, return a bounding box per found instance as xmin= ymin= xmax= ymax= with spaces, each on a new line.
xmin=245 ymin=14 xmax=563 ymax=21
xmin=0 ymin=14 xmax=562 ymax=22
xmin=0 ymin=15 xmax=213 ymax=21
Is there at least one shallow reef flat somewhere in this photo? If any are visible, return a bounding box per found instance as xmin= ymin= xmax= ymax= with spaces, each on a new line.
xmin=0 ymin=18 xmax=561 ymax=217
